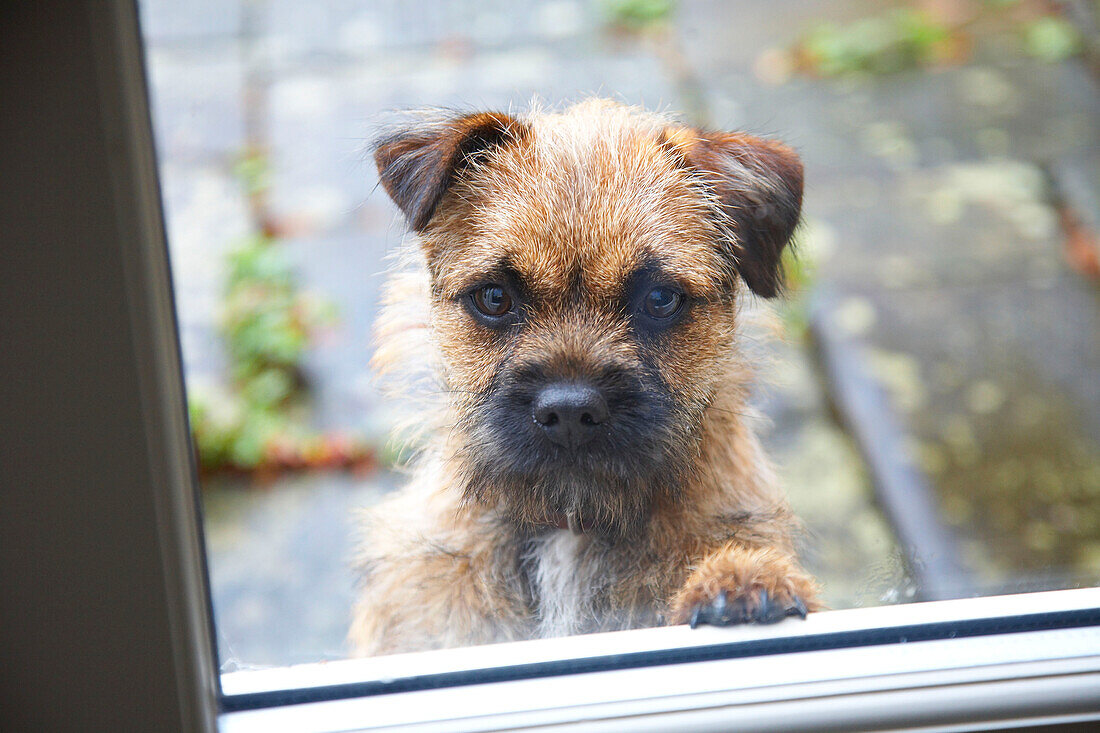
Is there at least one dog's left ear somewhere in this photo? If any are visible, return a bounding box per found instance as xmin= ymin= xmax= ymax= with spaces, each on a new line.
xmin=662 ymin=129 xmax=803 ymax=298
xmin=374 ymin=111 xmax=528 ymax=232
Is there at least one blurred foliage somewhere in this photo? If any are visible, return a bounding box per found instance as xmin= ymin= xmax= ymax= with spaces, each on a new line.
xmin=188 ymin=154 xmax=373 ymax=478
xmin=233 ymin=149 xmax=272 ymax=199
xmin=788 ymin=1 xmax=1082 ymax=79
xmin=599 ymin=0 xmax=675 ymax=32
xmin=778 ymin=249 xmax=814 ymax=338
xmin=221 ymin=234 xmax=333 ymax=391
xmin=797 ymin=9 xmax=955 ymax=77
xmin=1022 ymin=15 xmax=1081 ymax=62
xmin=776 ymin=219 xmax=828 ymax=339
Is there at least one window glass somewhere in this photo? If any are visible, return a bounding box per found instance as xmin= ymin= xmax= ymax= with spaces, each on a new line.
xmin=139 ymin=0 xmax=1100 ymax=672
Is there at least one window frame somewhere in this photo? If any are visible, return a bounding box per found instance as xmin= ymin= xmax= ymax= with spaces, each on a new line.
xmin=3 ymin=2 xmax=218 ymax=731
xmin=221 ymin=606 xmax=1100 ymax=732
xmin=4 ymin=1 xmax=1099 ymax=730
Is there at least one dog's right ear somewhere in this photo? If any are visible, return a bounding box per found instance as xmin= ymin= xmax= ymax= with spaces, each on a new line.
xmin=660 ymin=127 xmax=803 ymax=298
xmin=374 ymin=112 xmax=528 ymax=232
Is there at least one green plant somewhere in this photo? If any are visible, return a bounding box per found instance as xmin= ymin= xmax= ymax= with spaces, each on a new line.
xmin=222 ymin=234 xmax=332 ymax=390
xmin=600 ymin=0 xmax=675 ymax=32
xmin=776 ymin=247 xmax=814 ymax=338
xmin=188 ymin=155 xmax=372 ymax=477
xmin=1023 ymin=16 xmax=1080 ymax=63
xmin=775 ymin=218 xmax=834 ymax=340
xmin=797 ymin=9 xmax=953 ymax=77
xmin=788 ymin=2 xmax=1081 ymax=80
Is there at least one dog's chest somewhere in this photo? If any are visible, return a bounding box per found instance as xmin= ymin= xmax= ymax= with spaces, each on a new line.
xmin=525 ymin=530 xmax=603 ymax=638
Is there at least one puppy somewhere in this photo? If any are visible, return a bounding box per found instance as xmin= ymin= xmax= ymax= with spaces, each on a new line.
xmin=350 ymin=100 xmax=819 ymax=656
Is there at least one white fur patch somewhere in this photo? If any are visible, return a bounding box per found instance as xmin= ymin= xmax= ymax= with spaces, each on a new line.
xmin=525 ymin=530 xmax=600 ymax=638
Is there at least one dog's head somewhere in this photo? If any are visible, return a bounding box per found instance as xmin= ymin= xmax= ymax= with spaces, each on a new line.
xmin=375 ymin=101 xmax=802 ymax=538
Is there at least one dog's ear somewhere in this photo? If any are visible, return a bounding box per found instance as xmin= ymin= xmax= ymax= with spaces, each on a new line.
xmin=374 ymin=111 xmax=528 ymax=232
xmin=662 ymin=129 xmax=803 ymax=298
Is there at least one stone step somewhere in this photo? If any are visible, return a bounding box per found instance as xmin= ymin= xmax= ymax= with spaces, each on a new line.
xmin=1048 ymin=149 xmax=1100 ymax=279
xmin=806 ymin=160 xmax=1100 ymax=598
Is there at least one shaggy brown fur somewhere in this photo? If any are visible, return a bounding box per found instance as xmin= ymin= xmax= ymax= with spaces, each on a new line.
xmin=350 ymin=100 xmax=819 ymax=656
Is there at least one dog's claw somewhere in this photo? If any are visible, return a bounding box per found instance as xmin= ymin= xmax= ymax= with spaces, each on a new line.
xmin=689 ymin=591 xmax=728 ymax=627
xmin=711 ymin=590 xmax=731 ymax=624
xmin=788 ymin=595 xmax=809 ymax=619
xmin=756 ymin=589 xmax=786 ymax=624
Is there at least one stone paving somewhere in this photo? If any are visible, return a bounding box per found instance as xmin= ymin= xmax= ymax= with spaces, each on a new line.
xmin=201 ymin=471 xmax=398 ymax=669
xmin=141 ymin=0 xmax=1100 ymax=667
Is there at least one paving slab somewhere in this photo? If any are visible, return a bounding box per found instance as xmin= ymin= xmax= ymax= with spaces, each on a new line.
xmin=816 ymin=268 xmax=1100 ymax=592
xmin=800 ymin=151 xmax=1100 ymax=595
xmin=139 ymin=0 xmax=242 ymax=44
xmin=203 ymin=471 xmax=397 ymax=669
xmin=145 ymin=44 xmax=247 ymax=162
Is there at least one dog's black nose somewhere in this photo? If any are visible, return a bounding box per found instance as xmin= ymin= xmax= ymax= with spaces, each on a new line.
xmin=533 ymin=383 xmax=608 ymax=449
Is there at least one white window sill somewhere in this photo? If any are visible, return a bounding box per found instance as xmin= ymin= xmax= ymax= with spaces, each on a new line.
xmin=220 ymin=587 xmax=1100 ymax=733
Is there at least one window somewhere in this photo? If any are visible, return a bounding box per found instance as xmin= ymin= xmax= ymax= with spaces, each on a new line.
xmin=4 ymin=1 xmax=1100 ymax=731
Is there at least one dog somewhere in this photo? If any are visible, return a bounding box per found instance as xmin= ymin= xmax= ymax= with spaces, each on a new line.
xmin=350 ymin=99 xmax=819 ymax=656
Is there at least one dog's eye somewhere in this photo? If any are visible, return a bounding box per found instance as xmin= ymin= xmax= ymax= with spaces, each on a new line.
xmin=643 ymin=286 xmax=683 ymax=319
xmin=471 ymin=284 xmax=513 ymax=317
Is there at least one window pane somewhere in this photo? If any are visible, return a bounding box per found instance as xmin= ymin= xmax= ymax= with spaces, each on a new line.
xmin=138 ymin=0 xmax=1100 ymax=672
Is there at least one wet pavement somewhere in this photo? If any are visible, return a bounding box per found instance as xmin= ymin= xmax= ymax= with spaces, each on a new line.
xmin=141 ymin=0 xmax=1100 ymax=667
xmin=200 ymin=471 xmax=397 ymax=669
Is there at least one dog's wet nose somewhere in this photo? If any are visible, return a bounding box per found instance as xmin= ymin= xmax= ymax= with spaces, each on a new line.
xmin=533 ymin=383 xmax=608 ymax=448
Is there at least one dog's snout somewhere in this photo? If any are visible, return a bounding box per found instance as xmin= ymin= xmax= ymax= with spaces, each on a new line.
xmin=533 ymin=383 xmax=608 ymax=448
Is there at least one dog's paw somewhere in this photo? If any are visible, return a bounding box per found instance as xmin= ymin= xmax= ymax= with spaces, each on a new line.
xmin=669 ymin=544 xmax=819 ymax=628
xmin=684 ymin=587 xmax=808 ymax=628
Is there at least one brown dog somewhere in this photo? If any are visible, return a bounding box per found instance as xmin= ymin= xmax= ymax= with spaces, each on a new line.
xmin=350 ymin=100 xmax=819 ymax=656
